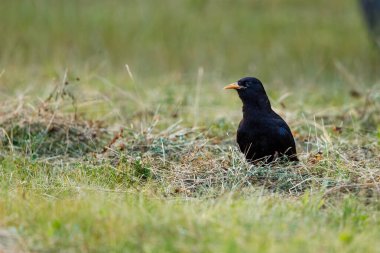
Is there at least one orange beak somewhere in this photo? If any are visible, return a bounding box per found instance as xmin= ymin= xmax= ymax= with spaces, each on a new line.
xmin=223 ymin=82 xmax=241 ymax=90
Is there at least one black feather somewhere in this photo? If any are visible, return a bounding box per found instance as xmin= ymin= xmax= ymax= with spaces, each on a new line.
xmin=228 ymin=77 xmax=298 ymax=163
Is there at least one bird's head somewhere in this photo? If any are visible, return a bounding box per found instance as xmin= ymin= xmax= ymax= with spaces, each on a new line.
xmin=224 ymin=77 xmax=271 ymax=110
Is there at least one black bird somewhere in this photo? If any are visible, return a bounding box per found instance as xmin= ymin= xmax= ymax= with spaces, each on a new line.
xmin=224 ymin=77 xmax=298 ymax=163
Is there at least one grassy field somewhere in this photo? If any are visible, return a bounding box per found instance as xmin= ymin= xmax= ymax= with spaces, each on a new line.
xmin=1 ymin=0 xmax=380 ymax=252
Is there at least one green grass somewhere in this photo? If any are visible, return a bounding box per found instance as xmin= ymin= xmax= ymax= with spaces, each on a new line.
xmin=3 ymin=190 xmax=380 ymax=252
xmin=0 ymin=0 xmax=380 ymax=252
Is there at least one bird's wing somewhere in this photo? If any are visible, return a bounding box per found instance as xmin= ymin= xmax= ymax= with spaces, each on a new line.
xmin=275 ymin=124 xmax=298 ymax=159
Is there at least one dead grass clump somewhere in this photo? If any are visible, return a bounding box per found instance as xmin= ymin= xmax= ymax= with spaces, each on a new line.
xmin=0 ymin=99 xmax=107 ymax=158
xmin=289 ymin=87 xmax=380 ymax=198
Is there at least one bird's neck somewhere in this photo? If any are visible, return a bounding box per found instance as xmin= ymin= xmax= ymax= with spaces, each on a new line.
xmin=242 ymin=98 xmax=272 ymax=117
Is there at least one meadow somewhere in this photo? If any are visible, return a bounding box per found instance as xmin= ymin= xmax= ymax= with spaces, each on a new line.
xmin=0 ymin=0 xmax=380 ymax=252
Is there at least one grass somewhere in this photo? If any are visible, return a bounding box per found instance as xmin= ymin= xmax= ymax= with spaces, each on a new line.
xmin=0 ymin=0 xmax=380 ymax=252
xmin=2 ymin=192 xmax=380 ymax=252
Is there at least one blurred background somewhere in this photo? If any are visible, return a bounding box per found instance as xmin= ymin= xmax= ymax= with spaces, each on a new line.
xmin=0 ymin=0 xmax=379 ymax=122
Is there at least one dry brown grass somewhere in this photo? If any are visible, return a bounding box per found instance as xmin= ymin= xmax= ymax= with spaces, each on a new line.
xmin=0 ymin=86 xmax=379 ymax=199
xmin=0 ymin=82 xmax=108 ymax=158
xmin=96 ymin=88 xmax=380 ymax=198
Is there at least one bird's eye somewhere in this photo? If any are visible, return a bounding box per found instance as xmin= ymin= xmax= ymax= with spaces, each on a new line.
xmin=238 ymin=81 xmax=248 ymax=88
xmin=240 ymin=82 xmax=249 ymax=88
